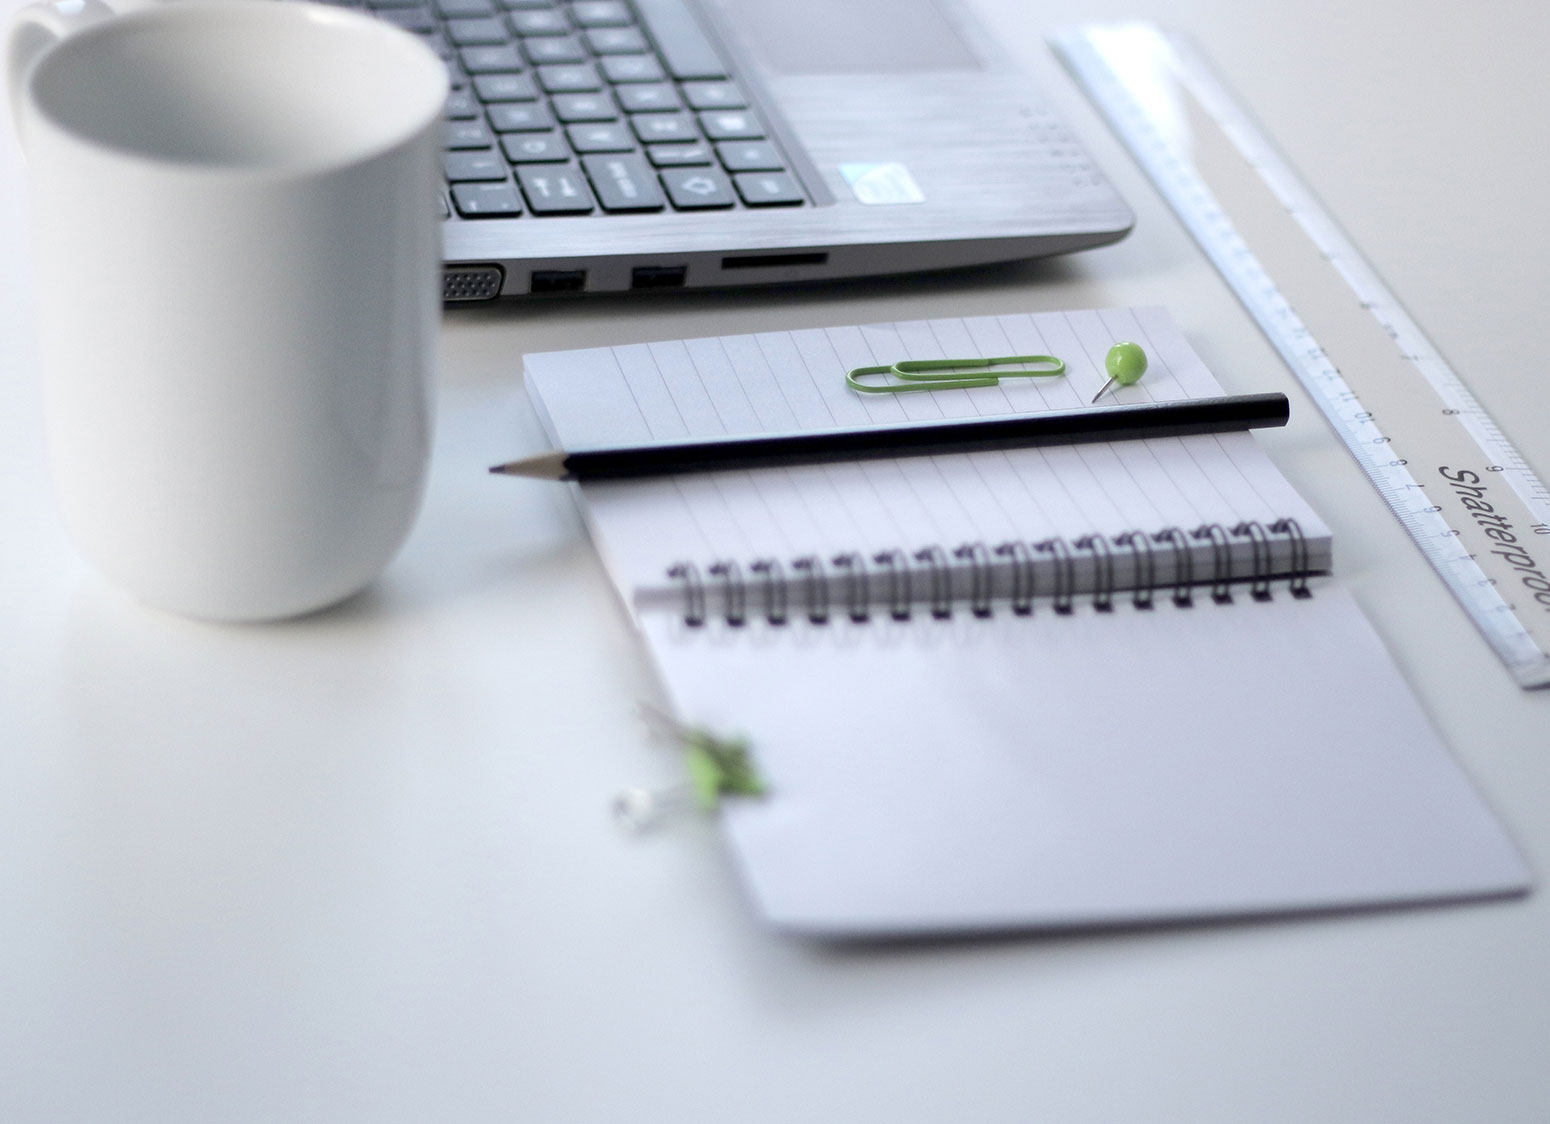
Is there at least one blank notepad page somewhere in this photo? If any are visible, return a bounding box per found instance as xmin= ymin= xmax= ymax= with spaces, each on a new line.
xmin=641 ymin=591 xmax=1530 ymax=935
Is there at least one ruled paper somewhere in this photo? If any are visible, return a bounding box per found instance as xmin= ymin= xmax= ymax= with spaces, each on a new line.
xmin=523 ymin=308 xmax=1327 ymax=603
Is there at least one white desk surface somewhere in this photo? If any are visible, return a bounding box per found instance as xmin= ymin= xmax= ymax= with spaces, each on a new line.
xmin=4 ymin=0 xmax=1548 ymax=1120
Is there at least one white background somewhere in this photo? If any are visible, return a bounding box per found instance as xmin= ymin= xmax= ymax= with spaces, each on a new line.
xmin=3 ymin=0 xmax=1548 ymax=1120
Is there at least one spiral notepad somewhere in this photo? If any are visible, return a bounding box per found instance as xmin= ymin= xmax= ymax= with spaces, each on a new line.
xmin=524 ymin=309 xmax=1528 ymax=936
xmin=651 ymin=517 xmax=1315 ymax=627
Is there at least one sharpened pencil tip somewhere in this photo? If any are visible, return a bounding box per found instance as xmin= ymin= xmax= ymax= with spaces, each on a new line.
xmin=486 ymin=450 xmax=570 ymax=480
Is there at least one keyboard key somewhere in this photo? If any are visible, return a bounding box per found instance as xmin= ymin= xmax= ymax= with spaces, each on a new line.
xmin=459 ymin=44 xmax=523 ymax=71
xmin=501 ymin=132 xmax=571 ymax=162
xmin=616 ymin=83 xmax=680 ymax=113
xmin=443 ymin=119 xmax=495 ymax=148
xmin=581 ymin=154 xmax=665 ymax=211
xmin=570 ymin=0 xmax=631 ymax=26
xmin=600 ymin=55 xmax=664 ymax=83
xmin=633 ymin=0 xmax=726 ymax=79
xmin=517 ymin=166 xmax=596 ymax=213
xmin=497 ymin=0 xmax=554 ymax=8
xmin=567 ymin=123 xmax=635 ymax=152
xmin=452 ymin=180 xmax=524 ymax=215
xmin=472 ymin=72 xmax=539 ymax=100
xmin=376 ymin=5 xmax=436 ymax=32
xmin=508 ymin=8 xmax=567 ymax=33
xmin=681 ymin=81 xmax=745 ymax=110
xmin=536 ymin=63 xmax=602 ymax=93
xmin=732 ymin=171 xmax=804 ymax=206
xmin=434 ymin=0 xmax=493 ymax=15
xmin=552 ymin=93 xmax=618 ymax=122
xmin=631 ymin=112 xmax=697 ymax=144
xmin=444 ymin=90 xmax=481 ymax=119
xmin=445 ymin=15 xmax=508 ymax=43
xmin=646 ymin=141 xmax=713 ymax=166
xmin=715 ymin=140 xmax=782 ymax=171
xmin=698 ymin=110 xmax=763 ymax=141
xmin=522 ymin=35 xmax=586 ymax=64
xmin=661 ymin=166 xmax=735 ymax=208
xmin=487 ymin=102 xmax=554 ymax=131
xmin=367 ymin=0 xmax=424 ymax=9
xmin=444 ymin=150 xmax=509 ymax=181
xmin=585 ymin=27 xmax=647 ymax=54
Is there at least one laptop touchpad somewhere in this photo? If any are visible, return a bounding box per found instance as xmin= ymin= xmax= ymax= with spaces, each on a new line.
xmin=722 ymin=0 xmax=982 ymax=74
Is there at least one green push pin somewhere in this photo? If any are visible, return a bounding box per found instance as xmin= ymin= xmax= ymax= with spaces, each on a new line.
xmin=1091 ymin=341 xmax=1148 ymax=403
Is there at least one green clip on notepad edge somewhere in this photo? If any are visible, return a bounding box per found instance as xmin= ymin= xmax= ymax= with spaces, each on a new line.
xmin=683 ymin=728 xmax=767 ymax=810
xmin=613 ymin=706 xmax=768 ymax=832
xmin=846 ymin=354 xmax=1067 ymax=394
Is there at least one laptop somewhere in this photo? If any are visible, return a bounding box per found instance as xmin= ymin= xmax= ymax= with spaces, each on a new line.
xmin=349 ymin=0 xmax=1134 ymax=299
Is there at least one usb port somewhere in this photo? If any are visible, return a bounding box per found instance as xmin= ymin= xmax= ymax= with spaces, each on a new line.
xmin=631 ymin=265 xmax=687 ymax=289
xmin=530 ymin=269 xmax=587 ymax=294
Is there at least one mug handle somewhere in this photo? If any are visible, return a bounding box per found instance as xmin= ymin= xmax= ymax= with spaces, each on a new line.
xmin=7 ymin=0 xmax=117 ymax=142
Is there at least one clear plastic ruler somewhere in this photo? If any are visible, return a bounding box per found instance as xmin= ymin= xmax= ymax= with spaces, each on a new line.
xmin=1054 ymin=22 xmax=1550 ymax=689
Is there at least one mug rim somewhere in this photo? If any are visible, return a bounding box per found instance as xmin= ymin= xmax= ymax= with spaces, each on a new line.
xmin=24 ymin=0 xmax=450 ymax=179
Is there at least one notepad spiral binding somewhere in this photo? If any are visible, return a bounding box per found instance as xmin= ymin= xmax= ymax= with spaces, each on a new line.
xmin=666 ymin=519 xmax=1314 ymax=627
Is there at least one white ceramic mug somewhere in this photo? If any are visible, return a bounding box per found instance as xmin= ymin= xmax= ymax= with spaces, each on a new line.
xmin=8 ymin=0 xmax=448 ymax=621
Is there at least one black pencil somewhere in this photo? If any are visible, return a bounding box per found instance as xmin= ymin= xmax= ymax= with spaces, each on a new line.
xmin=489 ymin=393 xmax=1291 ymax=482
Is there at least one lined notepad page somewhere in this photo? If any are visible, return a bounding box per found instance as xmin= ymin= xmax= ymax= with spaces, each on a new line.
xmin=523 ymin=308 xmax=1328 ymax=603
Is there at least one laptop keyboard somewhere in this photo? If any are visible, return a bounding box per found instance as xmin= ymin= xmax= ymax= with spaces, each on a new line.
xmin=319 ymin=0 xmax=809 ymax=219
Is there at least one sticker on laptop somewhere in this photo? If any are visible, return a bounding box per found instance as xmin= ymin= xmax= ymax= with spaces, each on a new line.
xmin=839 ymin=163 xmax=926 ymax=205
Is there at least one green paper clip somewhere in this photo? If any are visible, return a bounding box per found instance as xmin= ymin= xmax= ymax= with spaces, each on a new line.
xmin=614 ymin=706 xmax=769 ymax=831
xmin=682 ymin=728 xmax=766 ymax=810
xmin=846 ymin=354 xmax=1067 ymax=394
